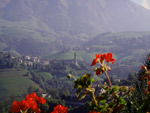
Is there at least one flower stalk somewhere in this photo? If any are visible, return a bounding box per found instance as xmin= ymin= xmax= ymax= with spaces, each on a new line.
xmin=91 ymin=91 xmax=98 ymax=106
xmin=104 ymin=70 xmax=112 ymax=88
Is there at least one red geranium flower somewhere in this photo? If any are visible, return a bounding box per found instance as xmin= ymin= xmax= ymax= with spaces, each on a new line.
xmin=100 ymin=53 xmax=107 ymax=63
xmin=95 ymin=68 xmax=104 ymax=75
xmin=26 ymin=99 xmax=41 ymax=113
xmin=148 ymin=81 xmax=150 ymax=86
xmin=26 ymin=92 xmax=39 ymax=102
xmin=10 ymin=101 xmax=21 ymax=112
xmin=100 ymin=53 xmax=115 ymax=64
xmin=141 ymin=69 xmax=150 ymax=80
xmin=10 ymin=100 xmax=28 ymax=112
xmin=26 ymin=92 xmax=46 ymax=104
xmin=149 ymin=56 xmax=150 ymax=61
xmin=91 ymin=53 xmax=101 ymax=66
xmin=91 ymin=52 xmax=115 ymax=66
xmin=38 ymin=96 xmax=46 ymax=104
xmin=142 ymin=74 xmax=147 ymax=80
xmin=10 ymin=93 xmax=46 ymax=113
xmin=141 ymin=65 xmax=147 ymax=70
xmin=105 ymin=53 xmax=115 ymax=64
xmin=51 ymin=105 xmax=68 ymax=113
xmin=88 ymin=111 xmax=100 ymax=113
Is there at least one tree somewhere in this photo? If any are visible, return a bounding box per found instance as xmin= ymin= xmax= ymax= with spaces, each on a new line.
xmin=61 ymin=89 xmax=71 ymax=99
xmin=125 ymin=54 xmax=150 ymax=113
xmin=27 ymin=86 xmax=39 ymax=94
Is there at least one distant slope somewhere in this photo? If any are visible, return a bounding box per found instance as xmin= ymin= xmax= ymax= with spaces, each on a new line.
xmin=1 ymin=0 xmax=150 ymax=35
xmin=82 ymin=32 xmax=150 ymax=64
xmin=46 ymin=31 xmax=150 ymax=77
xmin=0 ymin=68 xmax=43 ymax=97
xmin=0 ymin=18 xmax=64 ymax=56
xmin=46 ymin=31 xmax=150 ymax=64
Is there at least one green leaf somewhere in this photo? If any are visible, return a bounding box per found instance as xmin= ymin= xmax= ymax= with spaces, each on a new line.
xmin=75 ymin=85 xmax=82 ymax=97
xmin=77 ymin=93 xmax=87 ymax=100
xmin=99 ymin=100 xmax=106 ymax=104
xmin=119 ymin=97 xmax=127 ymax=105
xmin=110 ymin=86 xmax=118 ymax=94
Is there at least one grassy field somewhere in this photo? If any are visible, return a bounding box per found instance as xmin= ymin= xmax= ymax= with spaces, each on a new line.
xmin=35 ymin=71 xmax=53 ymax=81
xmin=0 ymin=76 xmax=30 ymax=97
xmin=0 ymin=68 xmax=42 ymax=97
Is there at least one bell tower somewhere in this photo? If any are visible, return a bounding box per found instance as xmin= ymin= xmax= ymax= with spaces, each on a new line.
xmin=74 ymin=52 xmax=78 ymax=66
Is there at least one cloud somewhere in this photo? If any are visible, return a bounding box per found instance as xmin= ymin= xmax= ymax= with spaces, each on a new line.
xmin=142 ymin=0 xmax=150 ymax=9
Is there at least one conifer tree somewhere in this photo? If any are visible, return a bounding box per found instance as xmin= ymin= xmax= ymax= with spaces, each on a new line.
xmin=124 ymin=53 xmax=150 ymax=113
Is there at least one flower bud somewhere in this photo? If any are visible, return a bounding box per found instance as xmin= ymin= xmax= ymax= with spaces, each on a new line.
xmin=93 ymin=67 xmax=98 ymax=71
xmin=67 ymin=74 xmax=72 ymax=78
xmin=141 ymin=65 xmax=147 ymax=70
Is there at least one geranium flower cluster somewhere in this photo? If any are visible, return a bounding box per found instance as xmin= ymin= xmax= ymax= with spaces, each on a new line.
xmin=141 ymin=57 xmax=150 ymax=94
xmin=10 ymin=92 xmax=97 ymax=113
xmin=10 ymin=92 xmax=69 ymax=113
xmin=51 ymin=105 xmax=68 ymax=113
xmin=88 ymin=111 xmax=100 ymax=113
xmin=10 ymin=92 xmax=46 ymax=113
xmin=91 ymin=52 xmax=115 ymax=75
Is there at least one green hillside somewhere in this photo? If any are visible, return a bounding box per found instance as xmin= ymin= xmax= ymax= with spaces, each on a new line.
xmin=0 ymin=18 xmax=65 ymax=56
xmin=0 ymin=53 xmax=93 ymax=99
xmin=45 ymin=32 xmax=150 ymax=77
xmin=82 ymin=32 xmax=150 ymax=64
xmin=1 ymin=0 xmax=150 ymax=56
xmin=0 ymin=68 xmax=42 ymax=97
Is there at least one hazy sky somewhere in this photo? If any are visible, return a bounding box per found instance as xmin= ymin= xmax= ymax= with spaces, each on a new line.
xmin=131 ymin=0 xmax=150 ymax=9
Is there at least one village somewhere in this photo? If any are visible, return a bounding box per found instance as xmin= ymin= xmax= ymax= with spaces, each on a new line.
xmin=0 ymin=52 xmax=78 ymax=68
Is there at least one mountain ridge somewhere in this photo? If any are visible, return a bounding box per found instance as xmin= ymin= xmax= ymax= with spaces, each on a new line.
xmin=0 ymin=0 xmax=150 ymax=56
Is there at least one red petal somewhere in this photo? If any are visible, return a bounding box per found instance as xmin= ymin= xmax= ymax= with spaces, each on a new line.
xmin=144 ymin=88 xmax=149 ymax=94
xmin=10 ymin=101 xmax=20 ymax=112
xmin=142 ymin=74 xmax=147 ymax=80
xmin=141 ymin=65 xmax=146 ymax=70
xmin=107 ymin=53 xmax=112 ymax=59
xmin=100 ymin=54 xmax=106 ymax=63
xmin=148 ymin=81 xmax=150 ymax=86
xmin=91 ymin=53 xmax=101 ymax=66
xmin=91 ymin=59 xmax=97 ymax=66
xmin=39 ymin=97 xmax=46 ymax=104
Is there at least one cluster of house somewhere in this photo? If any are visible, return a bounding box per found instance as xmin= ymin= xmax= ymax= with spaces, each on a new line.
xmin=0 ymin=52 xmax=51 ymax=67
xmin=17 ymin=56 xmax=50 ymax=67
xmin=18 ymin=52 xmax=78 ymax=67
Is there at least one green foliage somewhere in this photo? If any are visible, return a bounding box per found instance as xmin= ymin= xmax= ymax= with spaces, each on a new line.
xmin=69 ymin=73 xmax=132 ymax=113
xmin=73 ymin=73 xmax=95 ymax=100
xmin=124 ymin=54 xmax=150 ymax=113
xmin=27 ymin=86 xmax=39 ymax=94
xmin=88 ymin=85 xmax=130 ymax=113
xmin=46 ymin=88 xmax=59 ymax=99
xmin=61 ymin=89 xmax=71 ymax=99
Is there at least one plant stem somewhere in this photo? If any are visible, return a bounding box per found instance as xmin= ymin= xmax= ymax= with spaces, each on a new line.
xmin=72 ymin=76 xmax=77 ymax=80
xmin=91 ymin=92 xmax=98 ymax=106
xmin=104 ymin=70 xmax=112 ymax=88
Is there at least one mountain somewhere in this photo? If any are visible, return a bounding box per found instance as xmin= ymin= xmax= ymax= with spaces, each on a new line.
xmin=0 ymin=0 xmax=150 ymax=56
